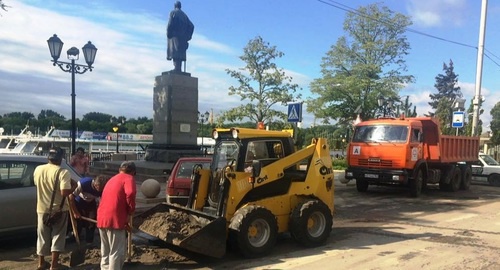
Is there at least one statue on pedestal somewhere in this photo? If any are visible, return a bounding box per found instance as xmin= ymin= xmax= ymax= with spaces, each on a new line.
xmin=166 ymin=1 xmax=194 ymax=73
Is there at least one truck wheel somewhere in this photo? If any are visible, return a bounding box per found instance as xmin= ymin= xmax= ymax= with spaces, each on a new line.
xmin=290 ymin=200 xmax=333 ymax=247
xmin=356 ymin=178 xmax=369 ymax=192
xmin=228 ymin=205 xmax=278 ymax=258
xmin=488 ymin=174 xmax=500 ymax=187
xmin=449 ymin=166 xmax=462 ymax=192
xmin=409 ymin=169 xmax=423 ymax=197
xmin=460 ymin=166 xmax=472 ymax=190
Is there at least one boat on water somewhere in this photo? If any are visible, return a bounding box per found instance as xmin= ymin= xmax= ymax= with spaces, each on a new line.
xmin=1 ymin=126 xmax=215 ymax=158
xmin=0 ymin=126 xmax=152 ymax=156
xmin=0 ymin=125 xmax=33 ymax=154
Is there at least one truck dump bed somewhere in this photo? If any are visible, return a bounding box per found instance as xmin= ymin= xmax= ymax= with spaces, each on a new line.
xmin=420 ymin=118 xmax=479 ymax=163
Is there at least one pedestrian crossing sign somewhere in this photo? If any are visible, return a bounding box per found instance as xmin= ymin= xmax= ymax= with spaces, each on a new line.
xmin=288 ymin=103 xmax=302 ymax=123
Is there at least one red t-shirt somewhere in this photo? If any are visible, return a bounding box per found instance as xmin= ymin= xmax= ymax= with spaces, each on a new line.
xmin=97 ymin=172 xmax=136 ymax=230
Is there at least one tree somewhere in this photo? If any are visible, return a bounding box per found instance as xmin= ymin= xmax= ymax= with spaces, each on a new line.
xmin=398 ymin=96 xmax=417 ymax=117
xmin=222 ymin=36 xmax=301 ymax=126
xmin=490 ymin=102 xmax=500 ymax=147
xmin=37 ymin=109 xmax=66 ymax=132
xmin=0 ymin=0 xmax=10 ymax=14
xmin=429 ymin=60 xmax=463 ymax=135
xmin=465 ymin=99 xmax=483 ymax=136
xmin=0 ymin=112 xmax=36 ymax=135
xmin=307 ymin=3 xmax=413 ymax=125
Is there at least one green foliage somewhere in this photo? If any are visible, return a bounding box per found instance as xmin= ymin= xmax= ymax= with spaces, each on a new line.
xmin=490 ymin=102 xmax=500 ymax=146
xmin=397 ymin=96 xmax=416 ymax=117
xmin=0 ymin=0 xmax=10 ymax=13
xmin=0 ymin=110 xmax=153 ymax=135
xmin=307 ymin=3 xmax=413 ymax=125
xmin=332 ymin=159 xmax=347 ymax=170
xmin=466 ymin=99 xmax=483 ymax=136
xmin=222 ymin=36 xmax=301 ymax=126
xmin=429 ymin=60 xmax=465 ymax=135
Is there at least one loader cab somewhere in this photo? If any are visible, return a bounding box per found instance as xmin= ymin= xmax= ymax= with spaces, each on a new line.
xmin=207 ymin=128 xmax=296 ymax=207
xmin=210 ymin=128 xmax=293 ymax=173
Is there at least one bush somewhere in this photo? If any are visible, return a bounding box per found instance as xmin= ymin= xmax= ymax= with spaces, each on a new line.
xmin=332 ymin=159 xmax=347 ymax=170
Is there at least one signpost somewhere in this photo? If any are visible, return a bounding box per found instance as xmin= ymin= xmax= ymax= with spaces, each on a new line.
xmin=452 ymin=111 xmax=465 ymax=136
xmin=287 ymin=103 xmax=302 ymax=123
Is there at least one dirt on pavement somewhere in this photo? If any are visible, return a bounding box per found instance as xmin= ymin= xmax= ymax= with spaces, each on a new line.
xmin=1 ymin=181 xmax=500 ymax=269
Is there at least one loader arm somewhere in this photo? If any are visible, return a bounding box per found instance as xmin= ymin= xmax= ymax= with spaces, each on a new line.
xmin=252 ymin=139 xmax=318 ymax=186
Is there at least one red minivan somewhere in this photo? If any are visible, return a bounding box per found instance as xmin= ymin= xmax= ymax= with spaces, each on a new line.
xmin=166 ymin=157 xmax=211 ymax=205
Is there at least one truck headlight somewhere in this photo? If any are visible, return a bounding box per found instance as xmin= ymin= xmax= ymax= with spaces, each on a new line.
xmin=346 ymin=172 xmax=353 ymax=177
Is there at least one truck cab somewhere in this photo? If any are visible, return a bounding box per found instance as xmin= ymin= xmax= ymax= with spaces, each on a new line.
xmin=471 ymin=153 xmax=500 ymax=186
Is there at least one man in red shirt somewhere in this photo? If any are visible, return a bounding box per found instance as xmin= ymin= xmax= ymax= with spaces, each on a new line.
xmin=97 ymin=161 xmax=136 ymax=270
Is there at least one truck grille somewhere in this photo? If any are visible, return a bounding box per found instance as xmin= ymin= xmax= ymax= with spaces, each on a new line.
xmin=357 ymin=159 xmax=393 ymax=168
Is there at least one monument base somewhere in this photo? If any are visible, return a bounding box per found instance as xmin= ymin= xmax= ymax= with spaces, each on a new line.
xmin=145 ymin=144 xmax=202 ymax=163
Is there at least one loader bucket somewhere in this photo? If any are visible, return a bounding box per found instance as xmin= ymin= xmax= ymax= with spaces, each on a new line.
xmin=133 ymin=203 xmax=227 ymax=258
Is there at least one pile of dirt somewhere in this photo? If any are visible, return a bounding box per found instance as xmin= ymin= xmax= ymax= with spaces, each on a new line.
xmin=58 ymin=244 xmax=188 ymax=267
xmin=134 ymin=209 xmax=210 ymax=244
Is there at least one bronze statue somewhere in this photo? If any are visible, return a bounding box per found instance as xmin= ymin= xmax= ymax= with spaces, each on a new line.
xmin=166 ymin=1 xmax=194 ymax=73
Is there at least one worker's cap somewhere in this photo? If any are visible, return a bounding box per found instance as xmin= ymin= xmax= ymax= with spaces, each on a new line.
xmin=48 ymin=147 xmax=64 ymax=162
xmin=120 ymin=161 xmax=136 ymax=174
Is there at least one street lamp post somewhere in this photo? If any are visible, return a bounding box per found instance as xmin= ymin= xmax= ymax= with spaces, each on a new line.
xmin=113 ymin=126 xmax=119 ymax=153
xmin=112 ymin=119 xmax=124 ymax=153
xmin=377 ymin=95 xmax=394 ymax=118
xmin=198 ymin=111 xmax=209 ymax=155
xmin=47 ymin=34 xmax=97 ymax=156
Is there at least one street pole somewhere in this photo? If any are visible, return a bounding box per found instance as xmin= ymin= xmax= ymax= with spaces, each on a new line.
xmin=472 ymin=0 xmax=488 ymax=136
xmin=112 ymin=126 xmax=119 ymax=153
xmin=71 ymin=59 xmax=76 ymax=156
xmin=47 ymin=34 xmax=97 ymax=156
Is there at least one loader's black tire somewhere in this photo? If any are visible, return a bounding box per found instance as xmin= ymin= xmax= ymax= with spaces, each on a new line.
xmin=356 ymin=178 xmax=369 ymax=192
xmin=228 ymin=205 xmax=278 ymax=258
xmin=460 ymin=166 xmax=472 ymax=190
xmin=290 ymin=200 xmax=332 ymax=247
xmin=409 ymin=169 xmax=423 ymax=198
xmin=449 ymin=166 xmax=462 ymax=192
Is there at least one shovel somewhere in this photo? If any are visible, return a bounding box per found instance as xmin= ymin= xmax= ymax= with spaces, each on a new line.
xmin=68 ymin=205 xmax=86 ymax=267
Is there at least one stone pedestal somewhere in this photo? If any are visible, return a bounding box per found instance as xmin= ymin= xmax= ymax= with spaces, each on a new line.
xmin=145 ymin=71 xmax=202 ymax=162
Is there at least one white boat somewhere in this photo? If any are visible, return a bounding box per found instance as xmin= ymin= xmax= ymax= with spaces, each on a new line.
xmin=0 ymin=125 xmax=36 ymax=154
xmin=1 ymin=126 xmax=214 ymax=158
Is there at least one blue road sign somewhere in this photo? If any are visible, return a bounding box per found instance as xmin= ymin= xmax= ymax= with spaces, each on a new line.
xmin=452 ymin=111 xmax=464 ymax=128
xmin=288 ymin=103 xmax=302 ymax=123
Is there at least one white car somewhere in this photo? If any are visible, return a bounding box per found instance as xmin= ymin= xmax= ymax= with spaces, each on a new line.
xmin=0 ymin=155 xmax=81 ymax=239
xmin=471 ymin=153 xmax=500 ymax=186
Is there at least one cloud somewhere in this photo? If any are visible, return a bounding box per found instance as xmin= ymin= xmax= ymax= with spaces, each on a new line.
xmin=401 ymin=81 xmax=497 ymax=132
xmin=406 ymin=0 xmax=468 ymax=27
xmin=0 ymin=1 xmax=245 ymax=120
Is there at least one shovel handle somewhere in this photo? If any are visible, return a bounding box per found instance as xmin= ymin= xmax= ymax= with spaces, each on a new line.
xmin=127 ymin=215 xmax=132 ymax=262
xmin=79 ymin=216 xmax=97 ymax=224
xmin=67 ymin=201 xmax=81 ymax=246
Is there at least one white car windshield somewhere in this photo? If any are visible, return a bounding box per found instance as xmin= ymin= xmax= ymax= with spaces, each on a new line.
xmin=480 ymin=154 xmax=500 ymax=166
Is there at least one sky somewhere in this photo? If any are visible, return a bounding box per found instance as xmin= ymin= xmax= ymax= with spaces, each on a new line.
xmin=0 ymin=0 xmax=499 ymax=132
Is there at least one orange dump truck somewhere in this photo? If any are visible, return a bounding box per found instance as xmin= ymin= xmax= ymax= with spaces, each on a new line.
xmin=344 ymin=116 xmax=479 ymax=197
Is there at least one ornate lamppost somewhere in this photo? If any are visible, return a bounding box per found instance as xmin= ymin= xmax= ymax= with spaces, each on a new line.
xmin=47 ymin=34 xmax=97 ymax=155
xmin=377 ymin=95 xmax=394 ymax=118
xmin=198 ymin=111 xmax=209 ymax=155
